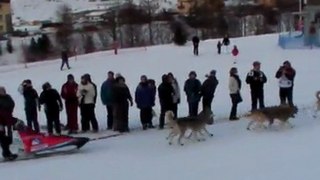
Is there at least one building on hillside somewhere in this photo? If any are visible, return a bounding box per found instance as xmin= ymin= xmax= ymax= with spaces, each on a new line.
xmin=0 ymin=0 xmax=12 ymax=34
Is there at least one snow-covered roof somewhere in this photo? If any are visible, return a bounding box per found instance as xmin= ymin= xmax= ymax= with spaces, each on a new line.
xmin=85 ymin=11 xmax=107 ymax=17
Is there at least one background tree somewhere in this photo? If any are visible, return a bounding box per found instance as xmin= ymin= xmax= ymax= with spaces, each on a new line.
xmin=56 ymin=4 xmax=73 ymax=50
xmin=84 ymin=34 xmax=95 ymax=53
xmin=187 ymin=0 xmax=225 ymax=38
xmin=171 ymin=20 xmax=188 ymax=46
xmin=140 ymin=0 xmax=160 ymax=45
xmin=29 ymin=37 xmax=38 ymax=55
xmin=118 ymin=2 xmax=149 ymax=47
xmin=6 ymin=39 xmax=13 ymax=53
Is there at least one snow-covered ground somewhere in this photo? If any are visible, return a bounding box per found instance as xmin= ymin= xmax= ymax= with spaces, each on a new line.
xmin=1 ymin=34 xmax=320 ymax=179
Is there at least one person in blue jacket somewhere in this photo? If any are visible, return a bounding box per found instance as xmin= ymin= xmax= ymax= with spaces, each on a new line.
xmin=100 ymin=71 xmax=115 ymax=130
xmin=135 ymin=75 xmax=155 ymax=130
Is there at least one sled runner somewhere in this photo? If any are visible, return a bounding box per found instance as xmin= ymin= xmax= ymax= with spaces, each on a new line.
xmin=0 ymin=127 xmax=89 ymax=163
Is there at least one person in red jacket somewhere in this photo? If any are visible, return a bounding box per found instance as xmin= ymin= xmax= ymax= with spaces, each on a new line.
xmin=61 ymin=74 xmax=79 ymax=134
xmin=231 ymin=45 xmax=239 ymax=64
xmin=0 ymin=86 xmax=18 ymax=160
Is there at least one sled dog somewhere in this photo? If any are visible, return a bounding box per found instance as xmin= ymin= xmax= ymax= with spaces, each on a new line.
xmin=246 ymin=105 xmax=298 ymax=130
xmin=165 ymin=108 xmax=214 ymax=146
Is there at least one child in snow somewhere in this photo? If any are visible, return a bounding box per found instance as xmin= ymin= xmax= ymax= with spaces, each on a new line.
xmin=231 ymin=45 xmax=239 ymax=64
xmin=217 ymin=41 xmax=222 ymax=55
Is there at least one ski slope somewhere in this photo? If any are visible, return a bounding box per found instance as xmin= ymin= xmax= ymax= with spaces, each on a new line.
xmin=1 ymin=34 xmax=320 ymax=180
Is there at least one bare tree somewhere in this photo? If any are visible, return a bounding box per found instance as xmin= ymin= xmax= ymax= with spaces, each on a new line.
xmin=56 ymin=4 xmax=73 ymax=50
xmin=140 ymin=0 xmax=160 ymax=45
xmin=118 ymin=2 xmax=149 ymax=47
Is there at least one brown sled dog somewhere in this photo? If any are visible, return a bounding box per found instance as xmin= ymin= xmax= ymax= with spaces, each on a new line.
xmin=165 ymin=108 xmax=214 ymax=146
xmin=246 ymin=105 xmax=298 ymax=130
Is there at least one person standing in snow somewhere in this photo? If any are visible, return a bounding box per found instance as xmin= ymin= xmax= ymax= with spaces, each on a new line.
xmin=217 ymin=41 xmax=222 ymax=55
xmin=18 ymin=79 xmax=40 ymax=133
xmin=275 ymin=61 xmax=296 ymax=107
xmin=158 ymin=74 xmax=174 ymax=129
xmin=61 ymin=74 xmax=79 ymax=134
xmin=0 ymin=87 xmax=18 ymax=160
xmin=60 ymin=49 xmax=71 ymax=71
xmin=222 ymin=34 xmax=230 ymax=53
xmin=229 ymin=67 xmax=242 ymax=121
xmin=184 ymin=71 xmax=202 ymax=116
xmin=100 ymin=71 xmax=115 ymax=130
xmin=231 ymin=45 xmax=239 ymax=64
xmin=192 ymin=36 xmax=200 ymax=56
xmin=200 ymin=70 xmax=219 ymax=111
xmin=39 ymin=82 xmax=63 ymax=135
xmin=112 ymin=76 xmax=133 ymax=133
xmin=246 ymin=61 xmax=267 ymax=111
xmin=168 ymin=73 xmax=180 ymax=119
xmin=77 ymin=75 xmax=99 ymax=133
xmin=135 ymin=75 xmax=155 ymax=130
xmin=147 ymin=79 xmax=157 ymax=123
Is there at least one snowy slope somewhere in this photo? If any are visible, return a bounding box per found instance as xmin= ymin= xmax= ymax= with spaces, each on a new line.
xmin=11 ymin=0 xmax=177 ymax=24
xmin=1 ymin=34 xmax=320 ymax=179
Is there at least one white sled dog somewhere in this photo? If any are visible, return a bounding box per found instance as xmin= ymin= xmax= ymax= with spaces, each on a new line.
xmin=165 ymin=108 xmax=214 ymax=146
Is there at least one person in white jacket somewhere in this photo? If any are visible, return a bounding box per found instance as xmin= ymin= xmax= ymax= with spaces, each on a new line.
xmin=229 ymin=67 xmax=242 ymax=120
xmin=77 ymin=75 xmax=99 ymax=132
xmin=168 ymin=73 xmax=180 ymax=118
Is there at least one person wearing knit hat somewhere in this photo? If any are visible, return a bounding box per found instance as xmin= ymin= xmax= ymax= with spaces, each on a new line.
xmin=246 ymin=61 xmax=267 ymax=111
xmin=184 ymin=71 xmax=202 ymax=116
xmin=201 ymin=70 xmax=219 ymax=111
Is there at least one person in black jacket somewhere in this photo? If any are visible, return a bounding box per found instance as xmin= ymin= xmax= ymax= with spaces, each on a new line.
xmin=112 ymin=76 xmax=133 ymax=133
xmin=60 ymin=50 xmax=71 ymax=71
xmin=184 ymin=71 xmax=202 ymax=116
xmin=192 ymin=36 xmax=200 ymax=56
xmin=217 ymin=41 xmax=222 ymax=55
xmin=0 ymin=87 xmax=18 ymax=160
xmin=201 ymin=70 xmax=219 ymax=110
xmin=39 ymin=82 xmax=63 ymax=135
xmin=19 ymin=79 xmax=40 ymax=133
xmin=222 ymin=34 xmax=230 ymax=53
xmin=275 ymin=61 xmax=296 ymax=107
xmin=246 ymin=61 xmax=267 ymax=111
xmin=158 ymin=74 xmax=174 ymax=129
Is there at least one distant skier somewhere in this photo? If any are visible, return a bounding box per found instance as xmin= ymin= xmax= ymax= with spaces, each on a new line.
xmin=217 ymin=41 xmax=222 ymax=55
xmin=18 ymin=79 xmax=40 ymax=133
xmin=60 ymin=49 xmax=71 ymax=71
xmin=222 ymin=34 xmax=230 ymax=53
xmin=39 ymin=82 xmax=63 ymax=135
xmin=192 ymin=36 xmax=200 ymax=56
xmin=0 ymin=87 xmax=18 ymax=161
xmin=231 ymin=45 xmax=239 ymax=64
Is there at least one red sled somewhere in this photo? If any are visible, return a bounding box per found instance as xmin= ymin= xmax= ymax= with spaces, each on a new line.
xmin=15 ymin=129 xmax=89 ymax=155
